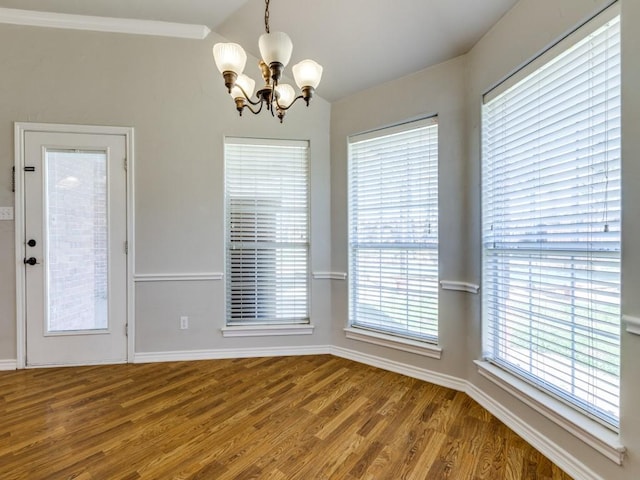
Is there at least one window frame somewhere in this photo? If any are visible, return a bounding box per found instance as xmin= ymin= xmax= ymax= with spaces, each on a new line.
xmin=478 ymin=2 xmax=625 ymax=463
xmin=222 ymin=137 xmax=312 ymax=337
xmin=347 ymin=117 xmax=441 ymax=355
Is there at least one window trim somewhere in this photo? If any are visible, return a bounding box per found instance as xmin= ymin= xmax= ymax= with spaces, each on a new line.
xmin=221 ymin=324 xmax=315 ymax=337
xmin=344 ymin=327 xmax=442 ymax=359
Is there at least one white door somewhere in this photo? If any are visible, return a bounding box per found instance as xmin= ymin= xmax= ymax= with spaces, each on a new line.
xmin=22 ymin=130 xmax=128 ymax=367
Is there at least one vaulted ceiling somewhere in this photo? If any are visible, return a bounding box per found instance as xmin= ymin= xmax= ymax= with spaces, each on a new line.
xmin=0 ymin=0 xmax=519 ymax=101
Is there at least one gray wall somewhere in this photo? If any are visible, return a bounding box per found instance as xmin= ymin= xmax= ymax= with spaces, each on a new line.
xmin=0 ymin=24 xmax=332 ymax=358
xmin=331 ymin=0 xmax=639 ymax=478
xmin=330 ymin=56 xmax=469 ymax=378
xmin=2 ymin=0 xmax=639 ymax=477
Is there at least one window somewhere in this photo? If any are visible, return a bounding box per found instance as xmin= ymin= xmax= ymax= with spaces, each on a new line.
xmin=482 ymin=9 xmax=621 ymax=428
xmin=348 ymin=118 xmax=439 ymax=342
xmin=225 ymin=138 xmax=309 ymax=325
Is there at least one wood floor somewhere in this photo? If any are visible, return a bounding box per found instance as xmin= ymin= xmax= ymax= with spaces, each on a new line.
xmin=0 ymin=355 xmax=572 ymax=479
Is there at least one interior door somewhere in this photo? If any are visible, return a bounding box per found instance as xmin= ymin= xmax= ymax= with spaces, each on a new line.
xmin=23 ymin=131 xmax=128 ymax=367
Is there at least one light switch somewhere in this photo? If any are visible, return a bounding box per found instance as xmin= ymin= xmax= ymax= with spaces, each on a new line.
xmin=0 ymin=207 xmax=14 ymax=220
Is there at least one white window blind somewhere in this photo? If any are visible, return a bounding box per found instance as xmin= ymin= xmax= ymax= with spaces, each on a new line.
xmin=482 ymin=9 xmax=621 ymax=428
xmin=225 ymin=138 xmax=309 ymax=325
xmin=349 ymin=118 xmax=439 ymax=342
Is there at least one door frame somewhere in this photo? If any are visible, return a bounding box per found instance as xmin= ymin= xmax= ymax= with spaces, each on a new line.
xmin=14 ymin=123 xmax=135 ymax=369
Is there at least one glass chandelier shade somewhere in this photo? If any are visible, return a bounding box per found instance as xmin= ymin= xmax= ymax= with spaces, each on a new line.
xmin=259 ymin=32 xmax=293 ymax=67
xmin=292 ymin=59 xmax=323 ymax=89
xmin=212 ymin=43 xmax=247 ymax=75
xmin=275 ymin=83 xmax=296 ymax=107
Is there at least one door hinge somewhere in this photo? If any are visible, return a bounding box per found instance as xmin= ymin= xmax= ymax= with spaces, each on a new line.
xmin=11 ymin=167 xmax=15 ymax=193
xmin=124 ymin=241 xmax=128 ymax=254
xmin=125 ymin=323 xmax=128 ymax=336
xmin=124 ymin=157 xmax=127 ymax=171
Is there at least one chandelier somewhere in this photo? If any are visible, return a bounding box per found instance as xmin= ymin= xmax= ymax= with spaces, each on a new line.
xmin=212 ymin=0 xmax=323 ymax=123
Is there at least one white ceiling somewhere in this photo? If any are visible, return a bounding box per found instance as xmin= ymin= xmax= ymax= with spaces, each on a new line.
xmin=0 ymin=0 xmax=519 ymax=101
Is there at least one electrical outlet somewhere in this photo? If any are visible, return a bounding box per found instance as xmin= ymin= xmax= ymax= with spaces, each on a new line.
xmin=0 ymin=207 xmax=14 ymax=221
xmin=180 ymin=316 xmax=189 ymax=330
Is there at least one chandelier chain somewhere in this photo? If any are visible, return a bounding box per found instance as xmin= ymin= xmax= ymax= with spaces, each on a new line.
xmin=264 ymin=0 xmax=270 ymax=34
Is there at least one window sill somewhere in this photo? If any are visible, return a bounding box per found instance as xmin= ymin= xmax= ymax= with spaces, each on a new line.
xmin=474 ymin=360 xmax=625 ymax=465
xmin=344 ymin=327 xmax=442 ymax=359
xmin=221 ymin=324 xmax=314 ymax=338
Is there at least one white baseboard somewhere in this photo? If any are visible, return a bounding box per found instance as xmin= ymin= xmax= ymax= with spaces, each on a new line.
xmin=130 ymin=345 xmax=605 ymax=479
xmin=466 ymin=383 xmax=605 ymax=480
xmin=133 ymin=345 xmax=331 ymax=363
xmin=329 ymin=346 xmax=465 ymax=391
xmin=0 ymin=359 xmax=17 ymax=371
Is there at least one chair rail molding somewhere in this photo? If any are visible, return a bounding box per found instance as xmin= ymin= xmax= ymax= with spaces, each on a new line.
xmin=134 ymin=272 xmax=223 ymax=282
xmin=312 ymin=272 xmax=347 ymax=280
xmin=623 ymin=315 xmax=640 ymax=335
xmin=440 ymin=280 xmax=480 ymax=294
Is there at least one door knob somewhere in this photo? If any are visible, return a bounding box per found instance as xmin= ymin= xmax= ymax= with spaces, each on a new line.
xmin=24 ymin=257 xmax=38 ymax=266
xmin=27 ymin=239 xmax=36 ymax=247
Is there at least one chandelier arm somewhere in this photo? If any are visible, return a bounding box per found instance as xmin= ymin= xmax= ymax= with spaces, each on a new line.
xmin=243 ymin=101 xmax=265 ymax=115
xmin=274 ymin=94 xmax=305 ymax=112
xmin=235 ymin=84 xmax=262 ymax=106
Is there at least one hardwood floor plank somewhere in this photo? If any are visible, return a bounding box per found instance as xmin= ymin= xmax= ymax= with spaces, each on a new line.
xmin=0 ymin=355 xmax=573 ymax=479
xmin=405 ymin=430 xmax=450 ymax=479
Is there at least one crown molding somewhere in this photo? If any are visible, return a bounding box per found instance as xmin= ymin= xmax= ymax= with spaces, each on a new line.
xmin=0 ymin=7 xmax=211 ymax=40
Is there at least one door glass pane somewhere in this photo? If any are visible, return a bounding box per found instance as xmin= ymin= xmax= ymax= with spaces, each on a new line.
xmin=46 ymin=149 xmax=108 ymax=332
